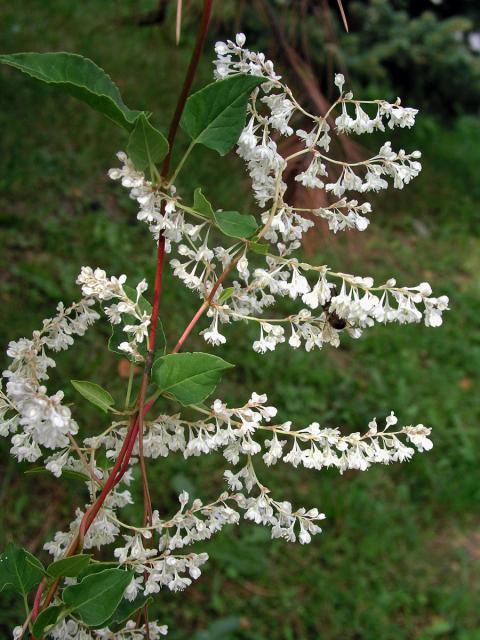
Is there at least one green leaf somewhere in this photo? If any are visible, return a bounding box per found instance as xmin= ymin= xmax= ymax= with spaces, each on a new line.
xmin=63 ymin=568 xmax=133 ymax=627
xmin=217 ymin=287 xmax=235 ymax=304
xmin=32 ymin=605 xmax=64 ymax=639
xmin=127 ymin=113 xmax=168 ymax=172
xmin=47 ymin=554 xmax=91 ymax=578
xmin=152 ymin=352 xmax=234 ymax=405
xmin=193 ymin=187 xmax=215 ymax=219
xmin=71 ymin=380 xmax=114 ymax=413
xmin=25 ymin=467 xmax=89 ymax=482
xmin=214 ymin=210 xmax=258 ymax=239
xmin=0 ymin=52 xmax=141 ymax=130
xmin=248 ymin=241 xmax=269 ymax=255
xmin=181 ymin=75 xmax=264 ymax=155
xmin=0 ymin=543 xmax=44 ymax=596
xmin=106 ymin=594 xmax=153 ymax=627
xmin=77 ymin=563 xmax=118 ymax=581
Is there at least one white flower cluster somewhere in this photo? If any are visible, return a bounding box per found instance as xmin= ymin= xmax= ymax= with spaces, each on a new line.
xmin=102 ymin=34 xmax=448 ymax=360
xmin=77 ymin=266 xmax=151 ymax=359
xmin=334 ymin=75 xmax=418 ymax=134
xmin=69 ymin=392 xmax=432 ymax=550
xmin=312 ymin=198 xmax=372 ymax=233
xmin=23 ymin=618 xmax=168 ymax=639
xmin=202 ymin=261 xmax=449 ymax=353
xmin=0 ymin=300 xmax=98 ymax=461
xmin=44 ymin=483 xmax=132 ymax=559
xmin=213 ymin=34 xmax=422 ymax=228
xmin=108 ymin=152 xmax=186 ymax=251
xmin=137 ymin=393 xmax=432 ymax=476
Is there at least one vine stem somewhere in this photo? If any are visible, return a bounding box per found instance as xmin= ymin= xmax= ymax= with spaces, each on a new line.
xmin=149 ymin=0 xmax=213 ymax=348
xmin=172 ymin=254 xmax=241 ymax=354
xmin=31 ymin=581 xmax=45 ymax=626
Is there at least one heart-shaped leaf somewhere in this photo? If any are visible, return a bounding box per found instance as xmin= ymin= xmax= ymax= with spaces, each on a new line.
xmin=127 ymin=113 xmax=168 ymax=171
xmin=63 ymin=568 xmax=133 ymax=627
xmin=181 ymin=75 xmax=264 ymax=155
xmin=0 ymin=543 xmax=44 ymax=597
xmin=70 ymin=380 xmax=114 ymax=413
xmin=152 ymin=352 xmax=234 ymax=405
xmin=0 ymin=52 xmax=141 ymax=130
xmin=32 ymin=605 xmax=65 ymax=639
xmin=47 ymin=554 xmax=91 ymax=578
xmin=193 ymin=187 xmax=215 ymax=219
xmin=77 ymin=563 xmax=118 ymax=581
xmin=214 ymin=210 xmax=258 ymax=239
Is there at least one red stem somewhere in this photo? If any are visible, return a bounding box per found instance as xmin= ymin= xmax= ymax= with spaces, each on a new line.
xmin=82 ymin=397 xmax=157 ymax=534
xmin=31 ymin=580 xmax=45 ymax=623
xmin=172 ymin=254 xmax=240 ymax=353
xmin=148 ymin=237 xmax=166 ymax=350
xmin=173 ymin=302 xmax=208 ymax=354
xmin=149 ymin=0 xmax=214 ymax=348
xmin=161 ymin=0 xmax=214 ymax=178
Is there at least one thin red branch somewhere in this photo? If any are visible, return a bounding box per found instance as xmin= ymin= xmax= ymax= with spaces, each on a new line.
xmin=172 ymin=254 xmax=240 ymax=354
xmin=173 ymin=302 xmax=208 ymax=354
xmin=149 ymin=0 xmax=214 ymax=349
xmin=31 ymin=579 xmax=46 ymax=624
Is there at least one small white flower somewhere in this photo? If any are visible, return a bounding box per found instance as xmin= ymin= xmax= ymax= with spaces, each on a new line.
xmin=334 ymin=73 xmax=345 ymax=92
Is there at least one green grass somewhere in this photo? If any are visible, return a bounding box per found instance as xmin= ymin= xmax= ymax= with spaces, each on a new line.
xmin=1 ymin=2 xmax=480 ymax=639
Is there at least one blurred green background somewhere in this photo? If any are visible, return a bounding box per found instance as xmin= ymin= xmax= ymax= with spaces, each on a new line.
xmin=1 ymin=1 xmax=479 ymax=638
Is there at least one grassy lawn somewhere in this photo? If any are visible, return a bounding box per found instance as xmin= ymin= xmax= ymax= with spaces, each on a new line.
xmin=1 ymin=2 xmax=479 ymax=638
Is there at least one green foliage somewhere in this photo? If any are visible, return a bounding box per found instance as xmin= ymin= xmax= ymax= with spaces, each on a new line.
xmin=152 ymin=352 xmax=234 ymax=405
xmin=127 ymin=113 xmax=168 ymax=172
xmin=180 ymin=75 xmax=264 ymax=154
xmin=217 ymin=287 xmax=235 ymax=304
xmin=105 ymin=594 xmax=153 ymax=627
xmin=63 ymin=568 xmax=133 ymax=627
xmin=193 ymin=187 xmax=215 ymax=219
xmin=0 ymin=52 xmax=141 ymax=129
xmin=32 ymin=605 xmax=64 ymax=639
xmin=248 ymin=241 xmax=269 ymax=255
xmin=213 ymin=210 xmax=258 ymax=239
xmin=46 ymin=554 xmax=91 ymax=578
xmin=70 ymin=380 xmax=115 ymax=413
xmin=0 ymin=543 xmax=44 ymax=597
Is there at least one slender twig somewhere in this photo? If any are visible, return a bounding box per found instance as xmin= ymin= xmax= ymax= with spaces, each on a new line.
xmin=336 ymin=0 xmax=349 ymax=32
xmin=68 ymin=434 xmax=103 ymax=487
xmin=124 ymin=361 xmax=135 ymax=409
xmin=172 ymin=254 xmax=241 ymax=353
xmin=176 ymin=0 xmax=183 ymax=44
xmin=148 ymin=0 xmax=213 ymax=349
